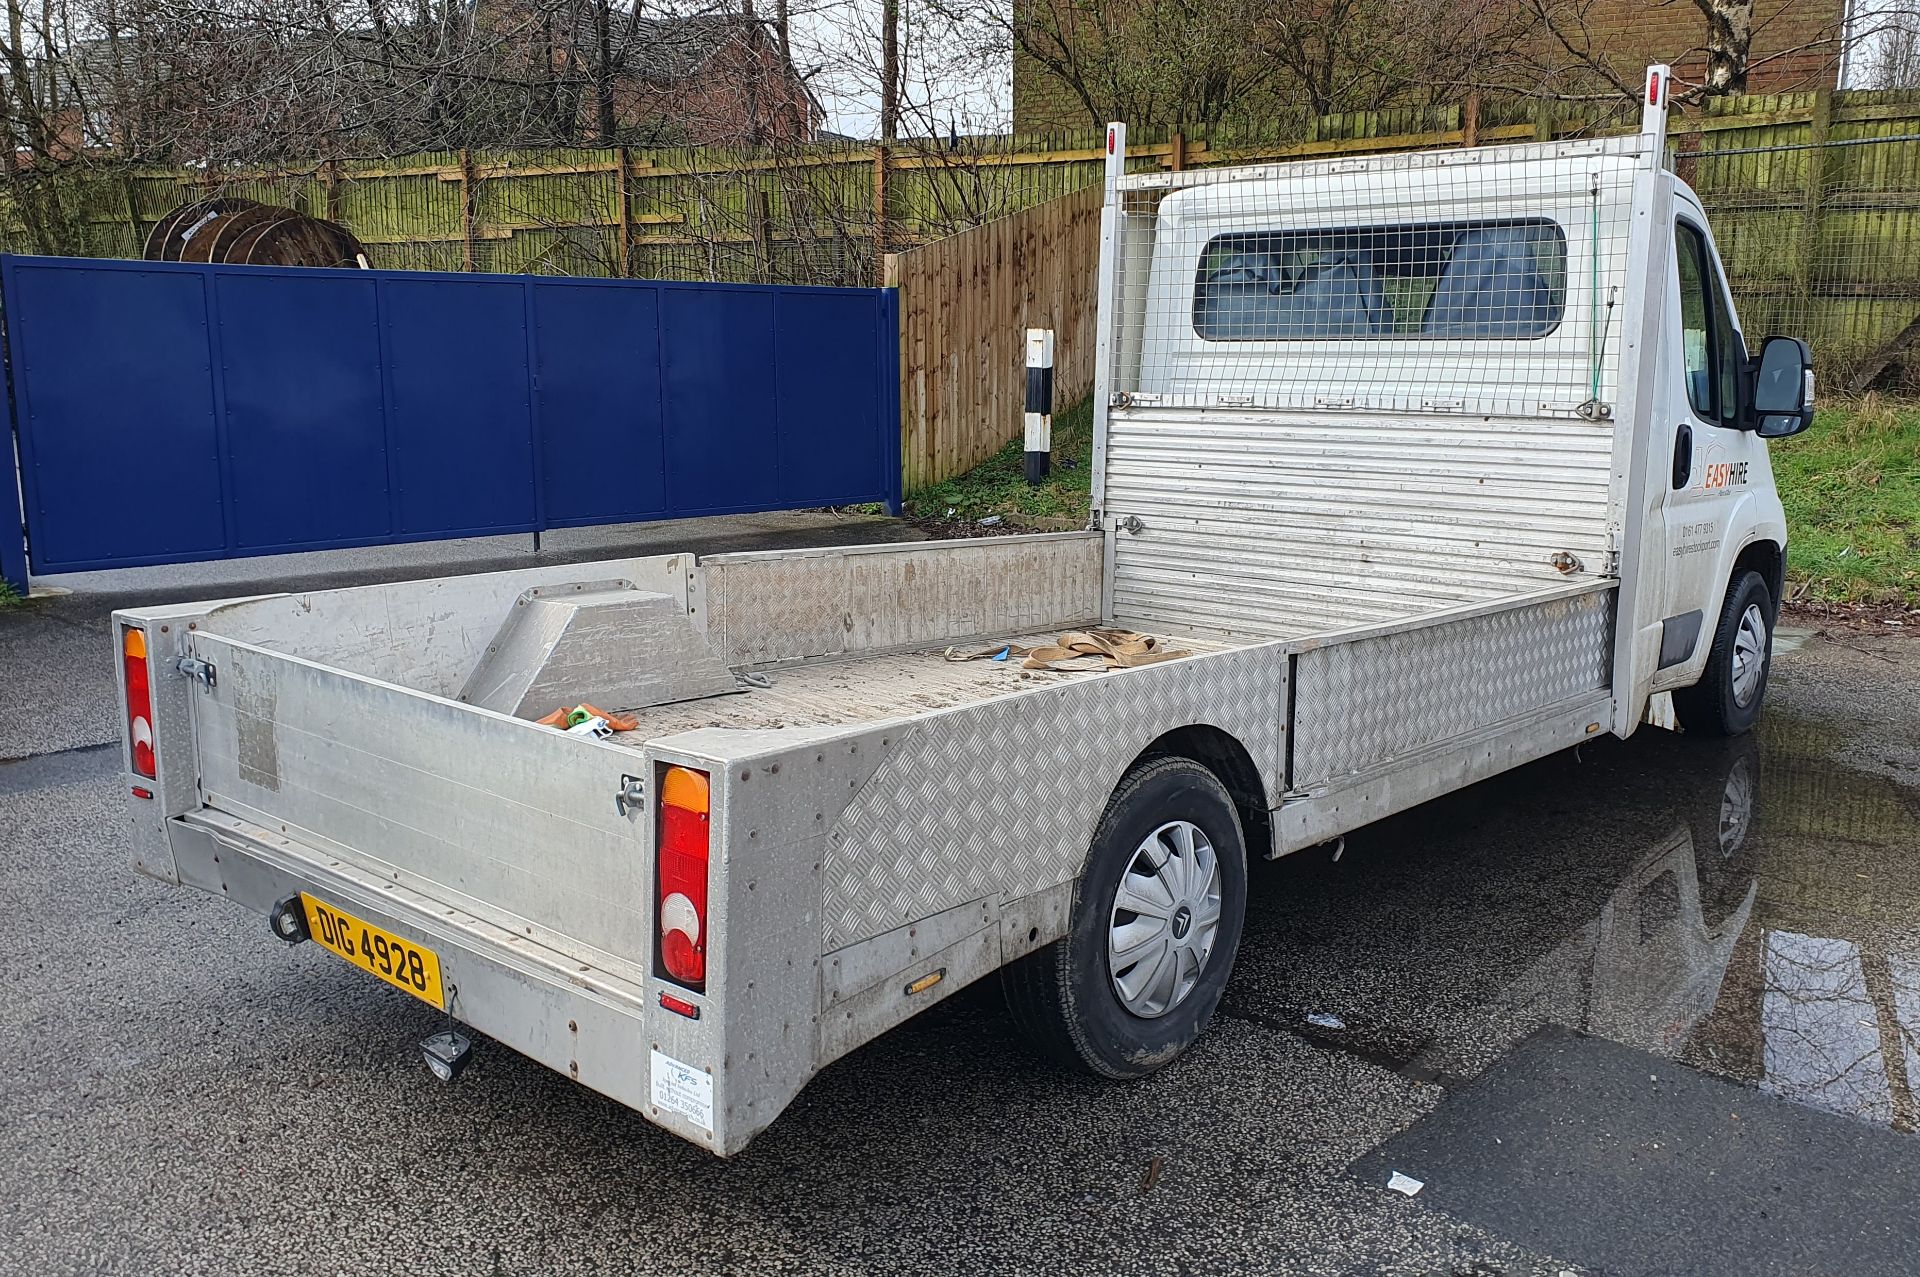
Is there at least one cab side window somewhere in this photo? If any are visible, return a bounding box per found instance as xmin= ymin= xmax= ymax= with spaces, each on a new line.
xmin=1675 ymin=222 xmax=1741 ymax=428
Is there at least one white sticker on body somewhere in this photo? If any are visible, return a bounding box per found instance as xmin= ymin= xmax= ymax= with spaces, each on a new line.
xmin=650 ymin=1048 xmax=714 ymax=1131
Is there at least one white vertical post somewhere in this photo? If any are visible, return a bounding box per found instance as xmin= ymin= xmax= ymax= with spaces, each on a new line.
xmin=1609 ymin=65 xmax=1678 ymax=738
xmin=1024 ymin=328 xmax=1055 ymax=486
xmin=1640 ymin=64 xmax=1671 ymax=163
xmin=1088 ymin=121 xmax=1127 ymax=515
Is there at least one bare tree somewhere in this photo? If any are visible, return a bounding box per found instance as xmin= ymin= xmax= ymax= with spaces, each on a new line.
xmin=927 ymin=0 xmax=1524 ymax=129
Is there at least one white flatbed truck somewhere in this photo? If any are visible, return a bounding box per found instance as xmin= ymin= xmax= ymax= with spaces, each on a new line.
xmin=115 ymin=68 xmax=1815 ymax=1154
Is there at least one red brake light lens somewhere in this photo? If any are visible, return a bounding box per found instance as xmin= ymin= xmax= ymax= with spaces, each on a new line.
xmin=658 ymin=765 xmax=711 ymax=989
xmin=123 ymin=627 xmax=155 ymax=780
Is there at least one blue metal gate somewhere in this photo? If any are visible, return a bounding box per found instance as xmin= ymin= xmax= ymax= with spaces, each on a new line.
xmin=0 ymin=255 xmax=900 ymax=591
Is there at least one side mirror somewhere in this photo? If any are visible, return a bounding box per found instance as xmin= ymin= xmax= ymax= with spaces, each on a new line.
xmin=1749 ymin=335 xmax=1814 ymax=438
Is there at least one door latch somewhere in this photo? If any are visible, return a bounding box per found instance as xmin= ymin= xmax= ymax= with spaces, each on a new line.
xmin=615 ymin=774 xmax=646 ymax=818
xmin=176 ymin=656 xmax=216 ymax=689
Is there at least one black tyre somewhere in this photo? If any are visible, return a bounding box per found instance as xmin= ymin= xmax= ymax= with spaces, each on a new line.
xmin=1001 ymin=756 xmax=1248 ymax=1079
xmin=1674 ymin=570 xmax=1774 ymax=737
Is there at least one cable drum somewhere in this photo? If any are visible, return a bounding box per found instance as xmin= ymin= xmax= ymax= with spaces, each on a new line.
xmin=143 ymin=198 xmax=369 ymax=268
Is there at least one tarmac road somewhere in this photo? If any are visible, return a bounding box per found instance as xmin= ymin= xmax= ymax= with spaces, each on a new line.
xmin=3 ymin=524 xmax=1916 ymax=1276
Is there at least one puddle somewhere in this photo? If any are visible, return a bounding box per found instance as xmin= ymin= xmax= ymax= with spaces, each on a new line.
xmin=1234 ymin=713 xmax=1920 ymax=1134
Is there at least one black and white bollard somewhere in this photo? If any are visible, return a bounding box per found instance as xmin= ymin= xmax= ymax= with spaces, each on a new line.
xmin=1024 ymin=328 xmax=1054 ymax=486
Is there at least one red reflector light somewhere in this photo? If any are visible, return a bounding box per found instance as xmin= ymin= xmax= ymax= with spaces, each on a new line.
xmin=1647 ymin=70 xmax=1663 ymax=106
xmin=659 ymin=991 xmax=701 ymax=1019
xmin=658 ymin=765 xmax=711 ymax=990
xmin=1106 ymin=126 xmax=1115 ymax=154
xmin=122 ymin=627 xmax=155 ymax=779
xmin=131 ymin=786 xmax=154 ymax=800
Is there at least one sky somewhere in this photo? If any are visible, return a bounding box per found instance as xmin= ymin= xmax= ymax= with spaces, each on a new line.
xmin=781 ymin=0 xmax=1014 ymax=138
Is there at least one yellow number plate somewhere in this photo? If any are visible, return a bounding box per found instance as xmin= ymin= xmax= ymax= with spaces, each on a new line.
xmin=300 ymin=893 xmax=445 ymax=1008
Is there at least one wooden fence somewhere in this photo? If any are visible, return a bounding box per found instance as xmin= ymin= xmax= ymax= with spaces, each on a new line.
xmin=884 ymin=184 xmax=1103 ymax=491
xmin=21 ymin=132 xmax=1205 ymax=287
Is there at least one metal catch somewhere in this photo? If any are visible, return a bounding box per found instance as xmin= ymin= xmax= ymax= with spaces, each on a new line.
xmin=615 ymin=774 xmax=646 ymax=818
xmin=176 ymin=656 xmax=216 ymax=689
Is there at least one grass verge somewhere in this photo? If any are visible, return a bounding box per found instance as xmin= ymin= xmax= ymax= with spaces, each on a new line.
xmin=1774 ymin=396 xmax=1920 ymax=607
xmin=902 ymin=397 xmax=1094 ymax=524
xmin=0 ymin=580 xmax=21 ymax=609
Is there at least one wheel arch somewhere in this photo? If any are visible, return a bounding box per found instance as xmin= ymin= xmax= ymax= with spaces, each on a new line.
xmin=1128 ymin=724 xmax=1275 ymax=861
xmin=1731 ymin=537 xmax=1784 ymax=618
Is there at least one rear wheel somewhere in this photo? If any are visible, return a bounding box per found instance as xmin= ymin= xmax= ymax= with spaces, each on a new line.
xmin=1674 ymin=570 xmax=1773 ymax=737
xmin=1001 ymin=756 xmax=1248 ymax=1079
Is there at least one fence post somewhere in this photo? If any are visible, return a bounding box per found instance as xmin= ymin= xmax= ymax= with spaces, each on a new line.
xmin=1462 ymin=89 xmax=1480 ymax=147
xmin=1533 ymin=97 xmax=1555 ymax=143
xmin=1797 ymin=87 xmax=1834 ymax=337
xmin=872 ymin=144 xmax=891 ymax=283
xmin=459 ymin=148 xmax=477 ymax=273
xmin=617 ymin=146 xmax=633 ymax=277
xmin=1025 ymin=328 xmax=1054 ymax=486
xmin=751 ymin=188 xmax=772 ymax=282
xmin=323 ymin=157 xmax=343 ymax=223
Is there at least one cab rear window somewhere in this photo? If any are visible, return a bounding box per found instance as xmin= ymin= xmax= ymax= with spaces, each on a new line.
xmin=1194 ymin=218 xmax=1567 ymax=341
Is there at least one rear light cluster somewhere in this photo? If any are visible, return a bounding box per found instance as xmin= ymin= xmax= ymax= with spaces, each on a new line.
xmin=657 ymin=765 xmax=711 ymax=990
xmin=122 ymin=627 xmax=156 ymax=780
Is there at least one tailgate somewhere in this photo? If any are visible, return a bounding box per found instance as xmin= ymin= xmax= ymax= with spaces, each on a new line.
xmin=184 ymin=631 xmax=655 ymax=977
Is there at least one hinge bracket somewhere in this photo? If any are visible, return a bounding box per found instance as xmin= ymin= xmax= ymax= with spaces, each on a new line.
xmin=176 ymin=656 xmax=216 ymax=690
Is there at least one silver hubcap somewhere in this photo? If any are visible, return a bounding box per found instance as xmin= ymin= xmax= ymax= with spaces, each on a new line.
xmin=1718 ymin=756 xmax=1755 ymax=857
xmin=1107 ymin=820 xmax=1223 ymax=1018
xmin=1731 ymin=603 xmax=1768 ymax=707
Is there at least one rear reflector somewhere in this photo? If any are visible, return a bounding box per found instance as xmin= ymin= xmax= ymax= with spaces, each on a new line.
xmin=122 ymin=627 xmax=155 ymax=779
xmin=658 ymin=765 xmax=711 ymax=989
xmin=659 ymin=991 xmax=701 ymax=1019
xmin=131 ymin=786 xmax=154 ymax=800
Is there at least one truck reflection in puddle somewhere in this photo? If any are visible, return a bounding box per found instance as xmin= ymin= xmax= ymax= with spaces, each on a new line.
xmin=1239 ymin=717 xmax=1920 ymax=1134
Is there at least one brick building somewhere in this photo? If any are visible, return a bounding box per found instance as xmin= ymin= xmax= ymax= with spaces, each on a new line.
xmin=1012 ymin=0 xmax=1851 ymax=133
xmin=1525 ymin=0 xmax=1847 ymax=98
